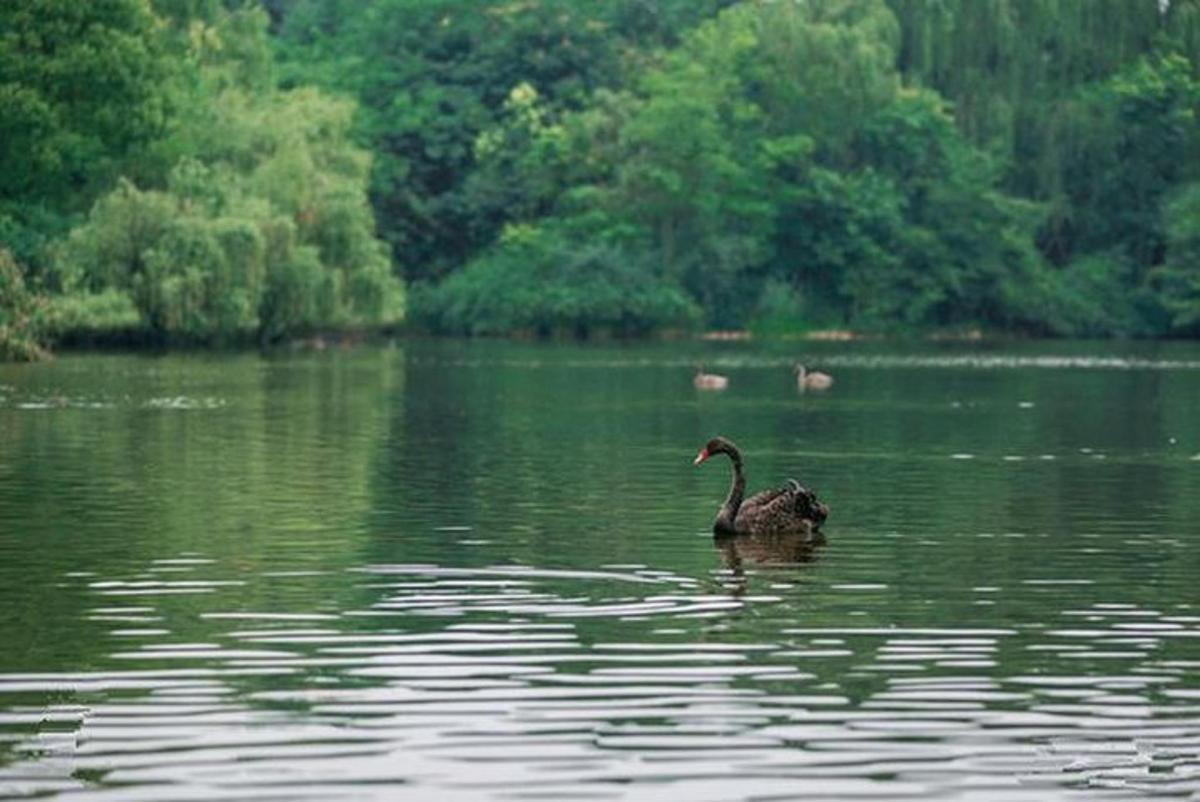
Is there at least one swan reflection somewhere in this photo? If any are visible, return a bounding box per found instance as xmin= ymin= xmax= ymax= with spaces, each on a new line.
xmin=714 ymin=530 xmax=825 ymax=594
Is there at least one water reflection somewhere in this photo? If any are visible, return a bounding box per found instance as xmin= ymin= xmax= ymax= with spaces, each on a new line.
xmin=3 ymin=547 xmax=1199 ymax=800
xmin=713 ymin=531 xmax=825 ymax=597
xmin=2 ymin=341 xmax=1200 ymax=799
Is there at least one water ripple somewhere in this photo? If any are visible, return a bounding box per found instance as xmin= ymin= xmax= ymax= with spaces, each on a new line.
xmin=4 ymin=345 xmax=1200 ymax=799
xmin=0 ymin=551 xmax=1196 ymax=800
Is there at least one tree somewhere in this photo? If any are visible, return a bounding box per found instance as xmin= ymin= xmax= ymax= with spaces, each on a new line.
xmin=615 ymin=24 xmax=776 ymax=325
xmin=1154 ymin=182 xmax=1200 ymax=333
xmin=534 ymin=0 xmax=1052 ymax=331
xmin=414 ymin=217 xmax=698 ymax=337
xmin=1087 ymin=54 xmax=1199 ymax=270
xmin=0 ymin=0 xmax=170 ymax=265
xmin=274 ymin=0 xmax=732 ymax=282
xmin=52 ymin=6 xmax=403 ymax=343
xmin=0 ymin=249 xmax=50 ymax=360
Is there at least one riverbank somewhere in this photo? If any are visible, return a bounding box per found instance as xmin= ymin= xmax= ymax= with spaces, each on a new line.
xmin=0 ymin=323 xmax=1108 ymax=365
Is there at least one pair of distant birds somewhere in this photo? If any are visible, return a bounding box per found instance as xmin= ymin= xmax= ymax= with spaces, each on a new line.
xmin=693 ymin=364 xmax=833 ymax=392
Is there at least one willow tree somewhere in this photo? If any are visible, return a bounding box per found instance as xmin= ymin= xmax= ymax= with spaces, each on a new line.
xmin=54 ymin=6 xmax=403 ymax=343
xmin=887 ymin=0 xmax=1199 ymax=242
xmin=888 ymin=0 xmax=1165 ymax=164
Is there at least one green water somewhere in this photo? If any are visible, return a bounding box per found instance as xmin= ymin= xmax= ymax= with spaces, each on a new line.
xmin=1 ymin=339 xmax=1199 ymax=800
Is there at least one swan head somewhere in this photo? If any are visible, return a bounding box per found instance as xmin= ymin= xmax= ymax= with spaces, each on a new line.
xmin=694 ymin=436 xmax=738 ymax=466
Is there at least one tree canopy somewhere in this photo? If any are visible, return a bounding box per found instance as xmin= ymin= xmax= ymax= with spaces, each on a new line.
xmin=2 ymin=0 xmax=1200 ymax=356
xmin=1 ymin=2 xmax=402 ymax=352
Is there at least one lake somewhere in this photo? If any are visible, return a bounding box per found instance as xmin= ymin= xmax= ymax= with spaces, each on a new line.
xmin=1 ymin=338 xmax=1199 ymax=800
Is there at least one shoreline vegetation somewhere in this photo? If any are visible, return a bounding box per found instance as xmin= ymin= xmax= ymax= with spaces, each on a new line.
xmin=20 ymin=326 xmax=1009 ymax=363
xmin=3 ymin=1 xmax=1200 ymax=361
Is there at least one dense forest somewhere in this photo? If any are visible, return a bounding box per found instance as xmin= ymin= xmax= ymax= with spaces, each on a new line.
xmin=2 ymin=0 xmax=1200 ymax=356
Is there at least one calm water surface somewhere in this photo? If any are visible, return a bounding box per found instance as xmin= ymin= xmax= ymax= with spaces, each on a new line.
xmin=1 ymin=339 xmax=1199 ymax=800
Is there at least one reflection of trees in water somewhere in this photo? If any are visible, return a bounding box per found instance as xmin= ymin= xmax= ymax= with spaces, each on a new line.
xmin=367 ymin=340 xmax=709 ymax=570
xmin=0 ymin=351 xmax=399 ymax=674
xmin=366 ymin=343 xmax=1200 ymax=617
xmin=7 ymin=343 xmax=1200 ymax=757
xmin=369 ymin=340 xmax=490 ymax=545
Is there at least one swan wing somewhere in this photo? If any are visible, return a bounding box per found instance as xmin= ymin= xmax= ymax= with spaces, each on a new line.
xmin=735 ymin=481 xmax=825 ymax=536
xmin=739 ymin=484 xmax=791 ymax=513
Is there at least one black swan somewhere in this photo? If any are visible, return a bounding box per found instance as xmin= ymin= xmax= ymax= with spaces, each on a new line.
xmin=693 ymin=436 xmax=828 ymax=536
xmin=795 ymin=364 xmax=833 ymax=391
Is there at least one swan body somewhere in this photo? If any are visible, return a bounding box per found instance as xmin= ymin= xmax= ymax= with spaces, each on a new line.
xmin=693 ymin=367 xmax=728 ymax=390
xmin=795 ymin=364 xmax=833 ymax=391
xmin=693 ymin=436 xmax=828 ymax=536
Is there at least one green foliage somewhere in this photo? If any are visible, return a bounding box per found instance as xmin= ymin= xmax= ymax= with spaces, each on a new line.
xmin=60 ymin=152 xmax=400 ymax=344
xmin=44 ymin=289 xmax=141 ymax=341
xmin=740 ymin=0 xmax=901 ymax=168
xmin=748 ymin=278 xmax=824 ymax=336
xmin=274 ymin=0 xmax=732 ymax=281
xmin=1080 ymin=54 xmax=1199 ymax=268
xmin=1154 ymin=182 xmax=1200 ymax=334
xmin=7 ymin=0 xmax=1200 ymax=343
xmin=414 ymin=219 xmax=698 ymax=337
xmin=853 ymin=89 xmax=1050 ymax=329
xmin=773 ymin=167 xmax=904 ymax=325
xmin=50 ymin=6 xmax=402 ymax=344
xmin=888 ymin=2 xmax=1200 ymax=331
xmin=0 ymin=0 xmax=172 ymax=270
xmin=514 ymin=1 xmax=1052 ymax=332
xmin=888 ymin=0 xmax=1169 ymax=189
xmin=1039 ymin=251 xmax=1156 ymax=337
xmin=613 ymin=14 xmax=776 ymax=325
xmin=58 ymin=177 xmax=257 ymax=340
xmin=465 ymin=83 xmax=573 ymax=243
xmin=0 ymin=205 xmax=74 ymax=272
xmin=0 ymin=0 xmax=169 ymax=204
xmin=0 ymin=249 xmax=50 ymax=360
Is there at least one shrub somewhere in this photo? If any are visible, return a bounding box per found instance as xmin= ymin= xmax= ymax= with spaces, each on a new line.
xmin=415 ymin=220 xmax=698 ymax=336
xmin=1153 ymin=183 xmax=1200 ymax=335
xmin=0 ymin=249 xmax=50 ymax=361
xmin=56 ymin=157 xmax=403 ymax=343
xmin=44 ymin=289 xmax=140 ymax=341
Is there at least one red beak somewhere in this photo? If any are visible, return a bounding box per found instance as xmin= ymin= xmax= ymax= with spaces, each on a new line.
xmin=693 ymin=448 xmax=709 ymax=466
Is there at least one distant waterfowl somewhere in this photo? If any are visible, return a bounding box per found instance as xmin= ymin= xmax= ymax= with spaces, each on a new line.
xmin=693 ymin=365 xmax=729 ymax=391
xmin=693 ymin=436 xmax=828 ymax=536
xmin=795 ymin=363 xmax=833 ymax=391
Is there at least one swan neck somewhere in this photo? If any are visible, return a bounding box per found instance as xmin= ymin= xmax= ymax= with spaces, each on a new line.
xmin=722 ymin=448 xmax=745 ymax=517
